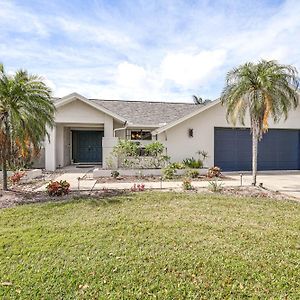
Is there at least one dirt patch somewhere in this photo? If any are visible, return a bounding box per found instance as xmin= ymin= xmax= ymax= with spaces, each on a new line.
xmin=0 ymin=189 xmax=128 ymax=209
xmin=219 ymin=186 xmax=293 ymax=201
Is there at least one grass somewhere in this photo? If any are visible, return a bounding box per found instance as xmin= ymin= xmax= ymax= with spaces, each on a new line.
xmin=0 ymin=192 xmax=299 ymax=299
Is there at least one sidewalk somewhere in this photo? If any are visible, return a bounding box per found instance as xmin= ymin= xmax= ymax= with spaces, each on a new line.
xmin=35 ymin=170 xmax=300 ymax=199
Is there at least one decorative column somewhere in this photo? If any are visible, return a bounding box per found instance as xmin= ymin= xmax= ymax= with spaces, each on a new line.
xmin=45 ymin=125 xmax=56 ymax=171
xmin=102 ymin=115 xmax=118 ymax=168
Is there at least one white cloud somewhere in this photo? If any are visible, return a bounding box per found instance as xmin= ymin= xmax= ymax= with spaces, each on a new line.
xmin=0 ymin=1 xmax=48 ymax=37
xmin=1 ymin=0 xmax=300 ymax=102
xmin=160 ymin=50 xmax=227 ymax=89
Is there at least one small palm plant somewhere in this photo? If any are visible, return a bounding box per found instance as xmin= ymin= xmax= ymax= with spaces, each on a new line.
xmin=221 ymin=60 xmax=299 ymax=185
xmin=0 ymin=64 xmax=55 ymax=190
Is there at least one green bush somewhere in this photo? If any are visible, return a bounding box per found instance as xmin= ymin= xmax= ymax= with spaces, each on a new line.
xmin=182 ymin=157 xmax=203 ymax=168
xmin=111 ymin=170 xmax=120 ymax=178
xmin=185 ymin=169 xmax=199 ymax=178
xmin=162 ymin=165 xmax=177 ymax=179
xmin=113 ymin=140 xmax=139 ymax=157
xmin=144 ymin=141 xmax=164 ymax=156
xmin=111 ymin=140 xmax=169 ymax=169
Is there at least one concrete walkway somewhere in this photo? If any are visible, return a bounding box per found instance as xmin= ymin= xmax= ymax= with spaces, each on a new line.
xmin=36 ymin=169 xmax=300 ymax=199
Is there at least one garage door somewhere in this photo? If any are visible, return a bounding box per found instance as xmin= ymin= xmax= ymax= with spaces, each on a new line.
xmin=214 ymin=128 xmax=300 ymax=171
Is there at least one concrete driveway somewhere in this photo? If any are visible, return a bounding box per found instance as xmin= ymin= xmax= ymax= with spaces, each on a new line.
xmin=228 ymin=172 xmax=300 ymax=199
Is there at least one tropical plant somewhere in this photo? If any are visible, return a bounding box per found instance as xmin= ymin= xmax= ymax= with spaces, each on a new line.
xmin=0 ymin=63 xmax=55 ymax=190
xmin=113 ymin=139 xmax=139 ymax=158
xmin=46 ymin=180 xmax=70 ymax=196
xmin=192 ymin=95 xmax=203 ymax=105
xmin=208 ymin=178 xmax=223 ymax=193
xmin=196 ymin=150 xmax=208 ymax=163
xmin=182 ymin=157 xmax=203 ymax=168
xmin=9 ymin=171 xmax=25 ymax=184
xmin=144 ymin=141 xmax=169 ymax=168
xmin=221 ymin=60 xmax=299 ymax=185
xmin=207 ymin=166 xmax=222 ymax=178
xmin=144 ymin=141 xmax=164 ymax=156
xmin=182 ymin=177 xmax=194 ymax=190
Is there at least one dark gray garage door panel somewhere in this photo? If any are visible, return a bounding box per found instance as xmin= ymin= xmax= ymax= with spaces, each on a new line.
xmin=214 ymin=128 xmax=300 ymax=171
xmin=258 ymin=129 xmax=300 ymax=170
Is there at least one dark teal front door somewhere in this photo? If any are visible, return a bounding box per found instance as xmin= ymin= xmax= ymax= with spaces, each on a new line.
xmin=72 ymin=130 xmax=103 ymax=163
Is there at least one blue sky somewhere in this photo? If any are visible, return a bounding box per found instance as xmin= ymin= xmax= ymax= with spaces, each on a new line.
xmin=0 ymin=0 xmax=299 ymax=102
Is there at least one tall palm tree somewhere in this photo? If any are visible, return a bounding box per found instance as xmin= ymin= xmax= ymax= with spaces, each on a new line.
xmin=192 ymin=95 xmax=203 ymax=104
xmin=0 ymin=64 xmax=55 ymax=190
xmin=221 ymin=60 xmax=299 ymax=185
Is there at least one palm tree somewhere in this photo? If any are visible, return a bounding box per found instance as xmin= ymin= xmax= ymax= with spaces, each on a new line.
xmin=192 ymin=95 xmax=203 ymax=104
xmin=0 ymin=64 xmax=55 ymax=190
xmin=221 ymin=60 xmax=299 ymax=185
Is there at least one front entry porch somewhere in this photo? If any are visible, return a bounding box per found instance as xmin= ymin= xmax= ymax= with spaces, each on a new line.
xmin=45 ymin=123 xmax=118 ymax=171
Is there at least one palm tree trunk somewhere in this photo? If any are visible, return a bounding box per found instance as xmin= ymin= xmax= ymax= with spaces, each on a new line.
xmin=252 ymin=127 xmax=258 ymax=186
xmin=2 ymin=159 xmax=8 ymax=190
xmin=1 ymin=116 xmax=10 ymax=191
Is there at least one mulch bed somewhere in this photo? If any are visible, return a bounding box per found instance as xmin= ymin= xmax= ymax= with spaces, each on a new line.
xmin=96 ymin=175 xmax=232 ymax=183
xmin=0 ymin=189 xmax=128 ymax=209
xmin=219 ymin=186 xmax=292 ymax=201
xmin=0 ymin=184 xmax=295 ymax=210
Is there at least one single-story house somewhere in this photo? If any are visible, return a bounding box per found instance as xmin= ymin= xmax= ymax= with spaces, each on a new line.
xmin=40 ymin=92 xmax=300 ymax=172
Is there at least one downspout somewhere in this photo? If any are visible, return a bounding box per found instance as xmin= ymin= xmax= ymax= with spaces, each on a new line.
xmin=113 ymin=121 xmax=128 ymax=138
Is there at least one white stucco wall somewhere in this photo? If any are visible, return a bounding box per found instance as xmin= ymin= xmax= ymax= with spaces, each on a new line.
xmin=157 ymin=102 xmax=300 ymax=167
xmin=55 ymin=100 xmax=107 ymax=124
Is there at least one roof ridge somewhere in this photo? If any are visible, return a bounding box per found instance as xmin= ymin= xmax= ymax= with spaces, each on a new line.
xmin=89 ymin=98 xmax=197 ymax=105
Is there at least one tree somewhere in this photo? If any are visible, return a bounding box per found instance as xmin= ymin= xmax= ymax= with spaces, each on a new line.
xmin=221 ymin=60 xmax=299 ymax=185
xmin=192 ymin=95 xmax=203 ymax=104
xmin=0 ymin=64 xmax=55 ymax=190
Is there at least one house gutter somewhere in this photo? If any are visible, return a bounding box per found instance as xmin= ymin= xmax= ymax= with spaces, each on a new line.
xmin=113 ymin=121 xmax=128 ymax=137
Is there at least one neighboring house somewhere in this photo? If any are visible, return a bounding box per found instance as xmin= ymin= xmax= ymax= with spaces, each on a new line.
xmin=41 ymin=92 xmax=300 ymax=172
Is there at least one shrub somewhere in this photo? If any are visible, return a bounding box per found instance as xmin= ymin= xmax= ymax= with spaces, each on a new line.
xmin=169 ymin=162 xmax=185 ymax=169
xmin=207 ymin=166 xmax=221 ymax=178
xmin=144 ymin=141 xmax=164 ymax=156
xmin=162 ymin=162 xmax=186 ymax=179
xmin=46 ymin=180 xmax=70 ymax=196
xmin=9 ymin=171 xmax=25 ymax=184
xmin=111 ymin=140 xmax=169 ymax=169
xmin=162 ymin=165 xmax=177 ymax=179
xmin=182 ymin=157 xmax=203 ymax=168
xmin=111 ymin=170 xmax=120 ymax=178
xmin=208 ymin=178 xmax=223 ymax=192
xmin=185 ymin=169 xmax=199 ymax=178
xmin=130 ymin=183 xmax=145 ymax=192
xmin=182 ymin=177 xmax=194 ymax=190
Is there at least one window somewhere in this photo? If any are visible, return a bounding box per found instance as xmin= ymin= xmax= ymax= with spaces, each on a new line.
xmin=130 ymin=130 xmax=152 ymax=140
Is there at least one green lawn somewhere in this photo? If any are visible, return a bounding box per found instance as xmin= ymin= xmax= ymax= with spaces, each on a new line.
xmin=0 ymin=192 xmax=299 ymax=299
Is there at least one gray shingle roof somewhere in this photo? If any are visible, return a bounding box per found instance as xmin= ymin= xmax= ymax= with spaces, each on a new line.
xmin=90 ymin=99 xmax=200 ymax=126
xmin=53 ymin=96 xmax=202 ymax=126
